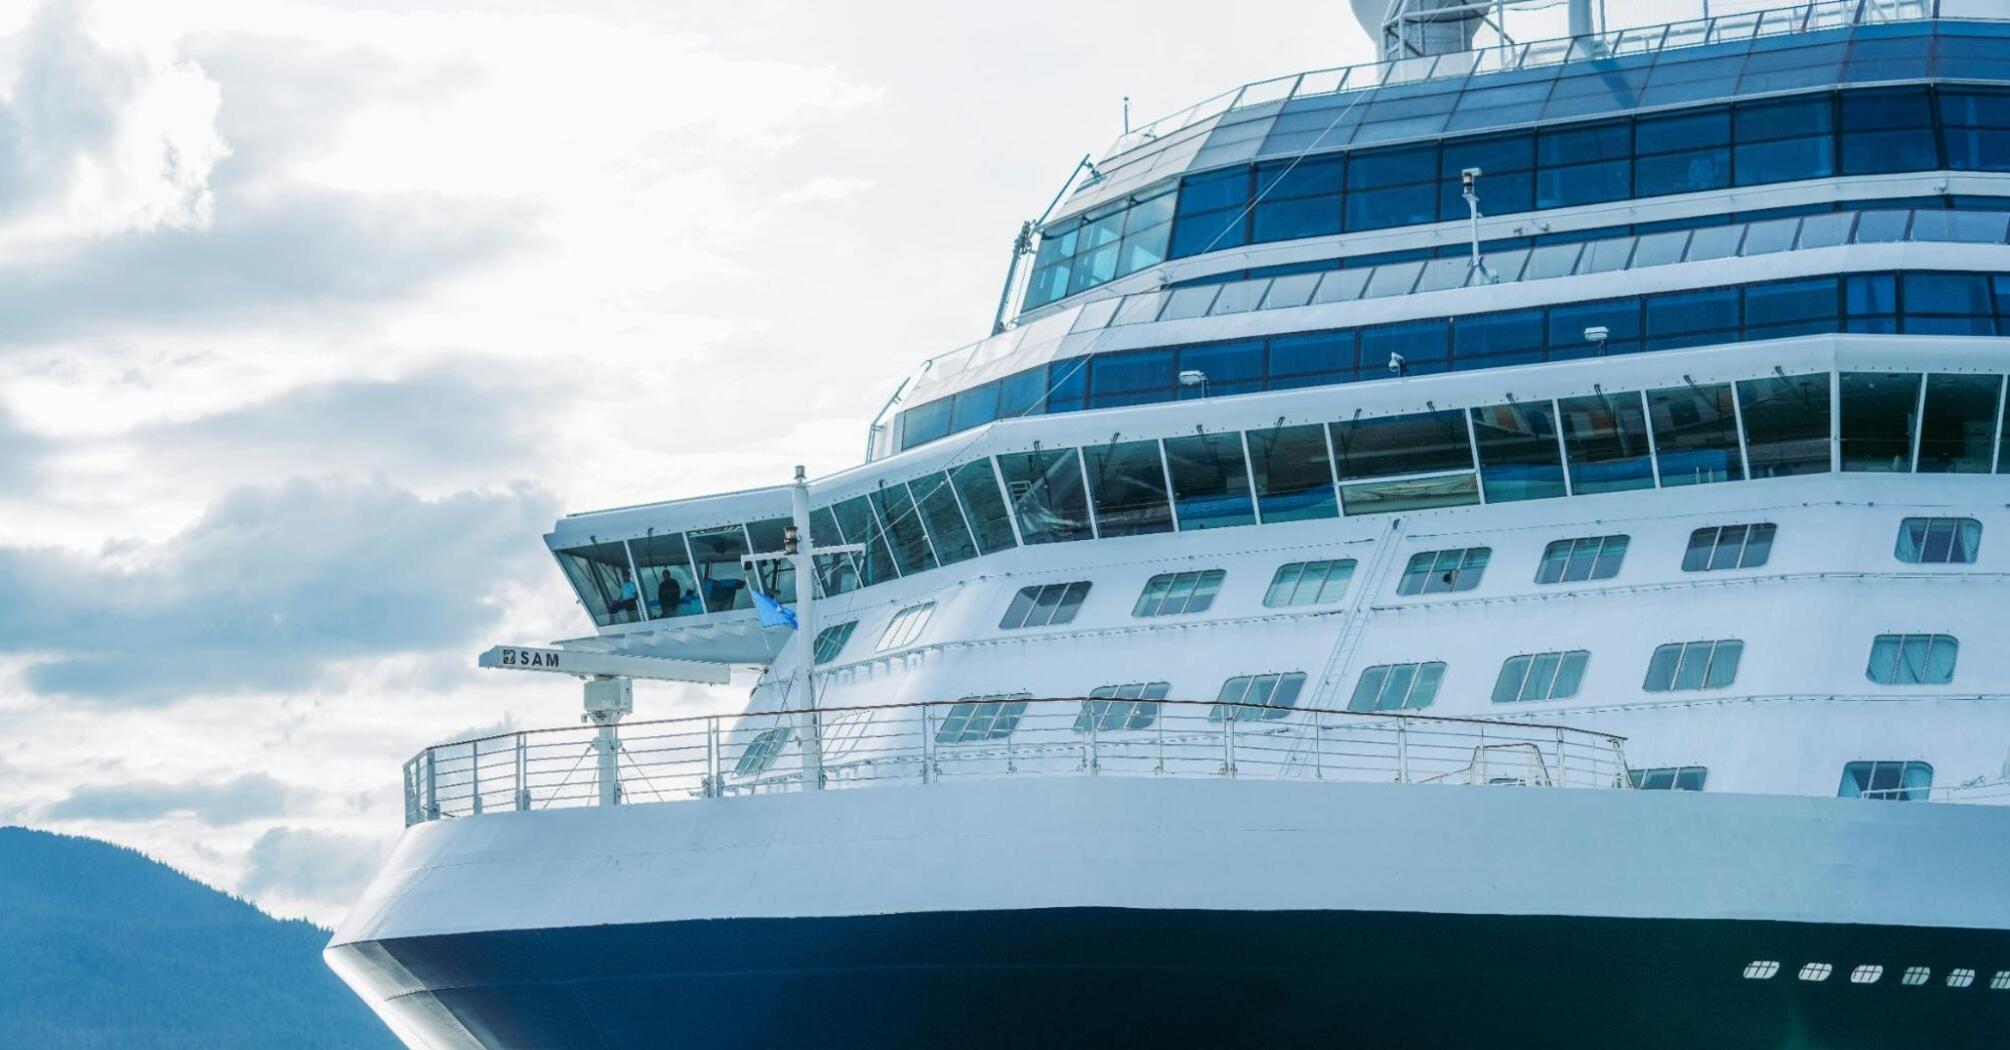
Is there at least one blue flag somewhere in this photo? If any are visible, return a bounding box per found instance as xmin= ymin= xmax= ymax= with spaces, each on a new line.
xmin=752 ymin=590 xmax=798 ymax=630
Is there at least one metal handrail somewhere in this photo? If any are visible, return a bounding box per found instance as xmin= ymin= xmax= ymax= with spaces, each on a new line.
xmin=401 ymin=696 xmax=1634 ymax=826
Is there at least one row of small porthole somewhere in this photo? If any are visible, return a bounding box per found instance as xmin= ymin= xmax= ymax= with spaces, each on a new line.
xmin=1744 ymin=960 xmax=2010 ymax=988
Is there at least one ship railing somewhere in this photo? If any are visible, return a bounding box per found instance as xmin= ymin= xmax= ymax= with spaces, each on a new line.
xmin=1104 ymin=0 xmax=1944 ymax=160
xmin=399 ymin=697 xmax=1632 ymax=826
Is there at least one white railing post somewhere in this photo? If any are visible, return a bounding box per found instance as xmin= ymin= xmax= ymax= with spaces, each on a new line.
xmin=1396 ymin=719 xmax=1409 ymax=783
xmin=424 ymin=749 xmax=439 ymax=820
xmin=1314 ymin=716 xmax=1324 ymax=779
xmin=1224 ymin=712 xmax=1238 ymax=777
xmin=921 ymin=705 xmax=934 ymax=785
xmin=1555 ymin=727 xmax=1567 ymax=788
xmin=706 ymin=718 xmax=720 ymax=798
xmin=515 ymin=735 xmax=529 ymax=811
xmin=470 ymin=743 xmax=482 ymax=816
xmin=1088 ymin=709 xmax=1100 ymax=774
xmin=403 ymin=760 xmax=418 ymax=826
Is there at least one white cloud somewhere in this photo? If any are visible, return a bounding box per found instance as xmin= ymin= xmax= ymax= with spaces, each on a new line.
xmin=237 ymin=825 xmax=386 ymax=916
xmin=776 ymin=175 xmax=874 ymax=206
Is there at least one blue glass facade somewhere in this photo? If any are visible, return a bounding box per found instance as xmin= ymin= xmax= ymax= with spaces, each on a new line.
xmin=1024 ymin=79 xmax=2010 ymax=309
xmin=903 ymin=271 xmax=2010 ymax=450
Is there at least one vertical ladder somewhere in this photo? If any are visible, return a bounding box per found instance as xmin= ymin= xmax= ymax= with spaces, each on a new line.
xmin=1310 ymin=517 xmax=1409 ymax=708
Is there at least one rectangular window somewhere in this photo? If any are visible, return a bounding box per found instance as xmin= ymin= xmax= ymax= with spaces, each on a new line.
xmin=1076 ymin=682 xmax=1169 ymax=732
xmin=1839 ymin=372 xmax=1923 ymax=472
xmin=1264 ymin=559 xmax=1356 ymax=607
xmin=1643 ymin=639 xmax=1743 ymax=692
xmin=1246 ymin=423 xmax=1338 ymax=522
xmin=1397 ymin=547 xmax=1491 ymax=595
xmin=997 ymin=448 xmax=1094 ymax=543
xmin=1492 ymin=650 xmax=1590 ymax=703
xmin=870 ymin=484 xmax=937 ymax=577
xmin=830 ymin=497 xmax=897 ymax=588
xmin=1866 ymin=634 xmax=1958 ymax=685
xmin=1838 ymin=760 xmax=1932 ymax=801
xmin=1628 ymin=766 xmax=1708 ymax=791
xmin=813 ymin=620 xmax=857 ymax=664
xmin=809 ymin=507 xmax=859 ymax=597
xmin=1470 ymin=401 xmax=1567 ymax=502
xmin=936 ymin=694 xmax=1033 ymax=744
xmin=686 ymin=525 xmax=757 ymax=614
xmin=1082 ymin=440 xmax=1174 ymax=538
xmin=1331 ymin=410 xmax=1473 ymax=479
xmin=1133 ymin=569 xmax=1225 ymax=617
xmin=1348 ymin=661 xmax=1447 ymax=711
xmin=628 ymin=532 xmax=700 ymax=621
xmin=1536 ymin=535 xmax=1628 ymax=584
xmin=1557 ymin=392 xmax=1655 ymax=495
xmin=1895 ymin=517 xmax=1982 ymax=564
xmin=950 ymin=460 xmax=1019 ymax=556
xmin=1917 ymin=374 xmax=2003 ymax=474
xmin=875 ymin=601 xmax=936 ymax=651
xmin=1212 ymin=671 xmax=1308 ymax=721
xmin=1162 ymin=432 xmax=1256 ymax=530
xmin=1000 ymin=581 xmax=1091 ymax=629
xmin=910 ymin=474 xmax=978 ymax=566
xmin=1648 ymin=382 xmax=1744 ymax=486
xmin=1681 ymin=524 xmax=1777 ymax=571
xmin=555 ymin=540 xmax=643 ymax=627
xmin=1736 ymin=372 xmax=1833 ymax=478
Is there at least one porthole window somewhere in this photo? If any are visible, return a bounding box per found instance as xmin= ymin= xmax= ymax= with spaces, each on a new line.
xmin=1865 ymin=633 xmax=1958 ymax=685
xmin=876 ymin=602 xmax=936 ymax=651
xmin=1077 ymin=682 xmax=1169 ymax=732
xmin=935 ymin=694 xmax=1033 ymax=744
xmin=1492 ymin=650 xmax=1589 ymax=703
xmin=1349 ymin=662 xmax=1447 ymax=712
xmin=1681 ymin=523 xmax=1776 ymax=571
xmin=1901 ymin=966 xmax=1931 ymax=986
xmin=1895 ymin=517 xmax=1981 ymax=564
xmin=1742 ymin=960 xmax=1780 ymax=980
xmin=1535 ymin=534 xmax=1629 ymax=584
xmin=1210 ymin=672 xmax=1306 ymax=722
xmin=1000 ymin=581 xmax=1092 ymax=629
xmin=1397 ymin=547 xmax=1491 ymax=595
xmin=1263 ymin=559 xmax=1356 ymax=607
xmin=1798 ymin=962 xmax=1833 ymax=982
xmin=1133 ymin=570 xmax=1225 ymax=617
xmin=1643 ymin=639 xmax=1743 ymax=692
xmin=1948 ymin=968 xmax=1976 ymax=988
xmin=813 ymin=620 xmax=857 ymax=664
xmin=1850 ymin=965 xmax=1883 ymax=984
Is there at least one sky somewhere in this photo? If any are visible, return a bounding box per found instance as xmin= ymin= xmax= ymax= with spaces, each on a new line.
xmin=0 ymin=0 xmax=1378 ymax=924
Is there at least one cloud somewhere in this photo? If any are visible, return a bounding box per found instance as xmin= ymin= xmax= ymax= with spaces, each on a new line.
xmin=237 ymin=825 xmax=384 ymax=909
xmin=0 ymin=0 xmax=229 ymax=242
xmin=775 ymin=176 xmax=874 ymax=207
xmin=0 ymin=477 xmax=559 ymax=703
xmin=45 ymin=772 xmax=307 ymax=826
xmin=0 ymin=405 xmax=48 ymax=489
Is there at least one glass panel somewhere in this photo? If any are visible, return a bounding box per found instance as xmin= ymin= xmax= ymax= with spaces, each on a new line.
xmin=870 ymin=485 xmax=937 ymax=577
xmin=1493 ymin=655 xmax=1531 ymax=702
xmin=1737 ymin=372 xmax=1832 ymax=478
xmin=911 ymin=475 xmax=977 ymax=566
xmin=831 ymin=496 xmax=897 ymax=587
xmin=1671 ymin=643 xmax=1711 ymax=691
xmin=1917 ymin=374 xmax=2002 ymax=474
xmin=1552 ymin=650 xmax=1588 ymax=698
xmin=555 ymin=541 xmax=641 ymax=626
xmin=808 ymin=506 xmax=858 ymax=596
xmin=1523 ymin=652 xmax=1562 ymax=700
xmin=1648 ymin=383 xmax=1744 ymax=486
xmin=1703 ymin=640 xmax=1742 ymax=689
xmin=1643 ymin=643 xmax=1682 ymax=691
xmin=998 ymin=449 xmax=1093 ymax=544
xmin=1470 ymin=401 xmax=1566 ymax=502
xmin=687 ymin=525 xmax=755 ymax=614
xmin=1839 ymin=372 xmax=1922 ymax=472
xmin=1083 ymin=440 xmax=1175 ymax=538
xmin=1340 ymin=473 xmax=1480 ymax=515
xmin=1247 ymin=423 xmax=1338 ymax=522
xmin=744 ymin=519 xmax=796 ymax=604
xmin=629 ymin=532 xmax=701 ymax=620
xmin=1556 ymin=391 xmax=1654 ymax=494
xmin=1331 ymin=410 xmax=1472 ymax=480
xmin=1163 ymin=433 xmax=1257 ymax=530
xmin=950 ymin=460 xmax=1018 ymax=555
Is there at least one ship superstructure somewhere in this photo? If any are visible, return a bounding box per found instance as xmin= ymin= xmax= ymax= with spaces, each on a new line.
xmin=329 ymin=3 xmax=2010 ymax=1047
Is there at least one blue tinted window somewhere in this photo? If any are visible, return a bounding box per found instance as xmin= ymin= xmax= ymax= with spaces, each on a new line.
xmin=1046 ymin=359 xmax=1088 ymax=413
xmin=1267 ymin=331 xmax=1354 ymax=379
xmin=1471 ymin=401 xmax=1567 ymax=502
xmin=1846 ymin=273 xmax=1897 ymax=317
xmin=1089 ymin=348 xmax=1175 ymax=403
xmin=1170 ymin=212 xmax=1245 ymax=258
xmin=1637 ymin=108 xmax=1729 ymax=154
xmin=1454 ymin=309 xmax=1545 ymax=363
xmin=997 ymin=368 xmax=1045 ymax=418
xmin=1347 ymin=144 xmax=1436 ymax=189
xmin=1360 ymin=320 xmax=1448 ymax=373
xmin=1442 ymin=131 xmax=1534 ymax=175
xmin=1346 ymin=183 xmax=1438 ymax=232
xmin=1840 ymin=88 xmax=1937 ymax=175
xmin=950 ymin=382 xmax=999 ymax=432
xmin=1735 ymin=136 xmax=1833 ymax=185
xmin=1645 ymin=288 xmax=1740 ymax=348
xmin=902 ymin=399 xmax=951 ymax=448
xmin=1636 ymin=147 xmax=1729 ymax=197
xmin=1257 ymin=156 xmax=1343 ymax=199
xmin=1179 ymin=341 xmax=1264 ymax=396
xmin=1734 ymin=95 xmax=1832 ymax=142
xmin=1538 ymin=121 xmax=1630 ymax=166
xmin=1537 ymin=159 xmax=1630 ymax=208
xmin=1549 ymin=299 xmax=1640 ymax=356
xmin=1254 ymin=196 xmax=1341 ymax=241
xmin=1439 ymin=170 xmax=1533 ymax=221
xmin=1904 ymin=273 xmax=1993 ymax=315
xmin=1745 ymin=277 xmax=1839 ymax=330
xmin=1178 ymin=168 xmax=1250 ymax=214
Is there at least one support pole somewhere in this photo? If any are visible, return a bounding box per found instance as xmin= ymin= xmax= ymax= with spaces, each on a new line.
xmin=791 ymin=466 xmax=826 ymax=790
xmin=583 ymin=676 xmax=632 ymax=806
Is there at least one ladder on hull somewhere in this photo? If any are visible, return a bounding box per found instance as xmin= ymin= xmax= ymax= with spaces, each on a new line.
xmin=1310 ymin=517 xmax=1409 ymax=709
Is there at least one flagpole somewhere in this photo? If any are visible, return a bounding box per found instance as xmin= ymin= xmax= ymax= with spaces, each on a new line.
xmin=789 ymin=464 xmax=825 ymax=789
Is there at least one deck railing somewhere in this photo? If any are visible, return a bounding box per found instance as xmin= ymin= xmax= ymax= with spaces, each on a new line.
xmin=400 ymin=697 xmax=1632 ymax=826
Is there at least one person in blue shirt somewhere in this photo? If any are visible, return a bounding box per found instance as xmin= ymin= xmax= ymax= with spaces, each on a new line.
xmin=610 ymin=573 xmax=639 ymax=615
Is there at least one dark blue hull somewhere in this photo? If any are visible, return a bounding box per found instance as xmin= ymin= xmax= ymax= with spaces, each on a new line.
xmin=333 ymin=908 xmax=2010 ymax=1049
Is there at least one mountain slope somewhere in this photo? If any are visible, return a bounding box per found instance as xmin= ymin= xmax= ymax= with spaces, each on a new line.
xmin=0 ymin=826 xmax=399 ymax=1050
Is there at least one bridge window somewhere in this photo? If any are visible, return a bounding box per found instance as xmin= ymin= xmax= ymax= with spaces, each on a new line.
xmin=870 ymin=484 xmax=937 ymax=577
xmin=1264 ymin=559 xmax=1355 ymax=607
xmin=1629 ymin=766 xmax=1707 ymax=791
xmin=1896 ymin=517 xmax=1982 ymax=564
xmin=1493 ymin=650 xmax=1589 ymax=703
xmin=1737 ymin=372 xmax=1833 ymax=478
xmin=1840 ymin=87 xmax=1937 ymax=176
xmin=876 ymin=601 xmax=936 ymax=652
xmin=908 ymin=474 xmax=978 ymax=566
xmin=999 ymin=449 xmax=1093 ymax=544
xmin=1918 ymin=374 xmax=2003 ymax=473
xmin=1001 ymin=581 xmax=1091 ymax=629
xmin=554 ymin=541 xmax=642 ymax=627
xmin=1866 ymin=634 xmax=1958 ymax=685
xmin=1398 ymin=547 xmax=1490 ymax=595
xmin=1536 ymin=535 xmax=1628 ymax=584
xmin=628 ymin=532 xmax=703 ymax=620
xmin=812 ymin=621 xmax=856 ymax=664
xmin=1212 ymin=671 xmax=1307 ymax=722
xmin=1349 ymin=662 xmax=1445 ymax=712
xmin=687 ymin=525 xmax=756 ymax=614
xmin=1471 ymin=401 xmax=1567 ymax=503
xmin=1839 ymin=372 xmax=1922 ymax=472
xmin=949 ymin=460 xmax=1018 ymax=556
xmin=1648 ymin=381 xmax=1743 ymax=485
xmin=1134 ymin=570 xmax=1225 ymax=617
xmin=743 ymin=518 xmax=797 ymax=604
xmin=1682 ymin=524 xmax=1775 ymax=571
xmin=1838 ymin=760 xmax=1932 ymax=801
xmin=808 ymin=507 xmax=859 ymax=597
xmin=1247 ymin=423 xmax=1338 ymax=522
xmin=1077 ymin=682 xmax=1169 ymax=732
xmin=1163 ymin=433 xmax=1256 ymax=530
xmin=1083 ymin=439 xmax=1174 ymax=538
xmin=936 ymin=694 xmax=1033 ymax=744
xmin=1557 ymin=392 xmax=1655 ymax=494
xmin=1643 ymin=639 xmax=1743 ymax=692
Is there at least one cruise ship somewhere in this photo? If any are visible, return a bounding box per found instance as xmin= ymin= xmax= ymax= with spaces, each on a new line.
xmin=328 ymin=1 xmax=2010 ymax=1046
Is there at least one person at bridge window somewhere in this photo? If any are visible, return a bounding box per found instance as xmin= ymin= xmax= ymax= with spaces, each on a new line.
xmin=656 ymin=574 xmax=683 ymax=618
xmin=610 ymin=572 xmax=639 ymax=615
